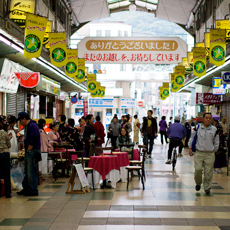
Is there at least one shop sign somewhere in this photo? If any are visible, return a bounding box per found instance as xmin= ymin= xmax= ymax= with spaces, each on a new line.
xmin=15 ymin=72 xmax=40 ymax=88
xmin=213 ymin=77 xmax=226 ymax=95
xmin=78 ymin=37 xmax=187 ymax=64
xmin=75 ymin=99 xmax=114 ymax=108
xmin=0 ymin=59 xmax=20 ymax=93
xmin=221 ymin=71 xmax=230 ymax=84
xmin=41 ymin=76 xmax=60 ymax=95
xmin=196 ymin=93 xmax=221 ymax=104
xmin=83 ymin=97 xmax=88 ymax=116
xmin=121 ymin=98 xmax=135 ymax=108
xmin=9 ymin=0 xmax=35 ymax=28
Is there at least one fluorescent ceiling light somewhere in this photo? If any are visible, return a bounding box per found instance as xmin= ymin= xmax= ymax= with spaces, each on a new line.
xmin=0 ymin=35 xmax=11 ymax=45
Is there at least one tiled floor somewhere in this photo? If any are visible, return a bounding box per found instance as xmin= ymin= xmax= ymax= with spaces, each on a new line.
xmin=1 ymin=139 xmax=230 ymax=230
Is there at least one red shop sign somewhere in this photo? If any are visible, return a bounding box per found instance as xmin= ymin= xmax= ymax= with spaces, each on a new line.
xmin=196 ymin=93 xmax=221 ymax=105
xmin=15 ymin=72 xmax=40 ymax=88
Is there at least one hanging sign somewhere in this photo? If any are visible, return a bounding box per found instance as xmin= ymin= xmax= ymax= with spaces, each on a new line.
xmin=78 ymin=37 xmax=187 ymax=64
xmin=204 ymin=32 xmax=210 ymax=57
xmin=43 ymin=21 xmax=52 ymax=47
xmin=50 ymin=32 xmax=67 ymax=67
xmin=210 ymin=29 xmax=226 ymax=67
xmin=174 ymin=66 xmax=185 ymax=88
xmin=159 ymin=87 xmax=166 ymax=100
xmin=162 ymin=83 xmax=170 ymax=98
xmin=65 ymin=49 xmax=78 ymax=78
xmin=222 ymin=71 xmax=230 ymax=84
xmin=187 ymin=52 xmax=193 ymax=68
xmin=182 ymin=57 xmax=192 ymax=74
xmin=87 ymin=74 xmax=97 ymax=93
xmin=75 ymin=58 xmax=85 ymax=83
xmin=193 ymin=47 xmax=206 ymax=78
xmin=100 ymin=86 xmax=106 ymax=98
xmin=213 ymin=77 xmax=226 ymax=95
xmin=15 ymin=72 xmax=40 ymax=88
xmin=9 ymin=0 xmax=35 ymax=28
xmin=215 ymin=20 xmax=230 ymax=43
xmin=170 ymin=73 xmax=179 ymax=92
xmin=24 ymin=14 xmax=48 ymax=59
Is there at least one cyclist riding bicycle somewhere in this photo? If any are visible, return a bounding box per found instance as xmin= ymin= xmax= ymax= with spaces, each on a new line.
xmin=165 ymin=116 xmax=187 ymax=164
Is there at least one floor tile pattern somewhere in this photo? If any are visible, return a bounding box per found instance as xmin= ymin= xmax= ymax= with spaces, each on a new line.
xmin=1 ymin=140 xmax=230 ymax=229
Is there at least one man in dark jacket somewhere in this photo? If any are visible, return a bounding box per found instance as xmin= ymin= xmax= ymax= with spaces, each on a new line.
xmin=83 ymin=114 xmax=99 ymax=158
xmin=17 ymin=112 xmax=41 ymax=196
xmin=141 ymin=110 xmax=158 ymax=156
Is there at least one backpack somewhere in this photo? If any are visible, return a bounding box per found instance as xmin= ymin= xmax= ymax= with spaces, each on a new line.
xmin=136 ymin=122 xmax=140 ymax=129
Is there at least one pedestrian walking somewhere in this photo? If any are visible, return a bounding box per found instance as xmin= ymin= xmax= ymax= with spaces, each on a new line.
xmin=212 ymin=115 xmax=227 ymax=173
xmin=159 ymin=116 xmax=168 ymax=145
xmin=133 ymin=115 xmax=140 ymax=144
xmin=220 ymin=116 xmax=228 ymax=136
xmin=141 ymin=110 xmax=158 ymax=156
xmin=17 ymin=112 xmax=41 ymax=196
xmin=188 ymin=113 xmax=219 ymax=194
xmin=184 ymin=119 xmax=192 ymax=147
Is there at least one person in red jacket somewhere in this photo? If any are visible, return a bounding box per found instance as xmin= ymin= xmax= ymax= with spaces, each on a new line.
xmin=93 ymin=115 xmax=105 ymax=155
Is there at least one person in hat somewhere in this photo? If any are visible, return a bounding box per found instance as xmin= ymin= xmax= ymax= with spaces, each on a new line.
xmin=165 ymin=116 xmax=187 ymax=164
xmin=188 ymin=113 xmax=219 ymax=194
xmin=16 ymin=112 xmax=41 ymax=196
xmin=212 ymin=115 xmax=227 ymax=173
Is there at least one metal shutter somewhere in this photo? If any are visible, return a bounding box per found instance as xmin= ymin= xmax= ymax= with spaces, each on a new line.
xmin=7 ymin=86 xmax=26 ymax=116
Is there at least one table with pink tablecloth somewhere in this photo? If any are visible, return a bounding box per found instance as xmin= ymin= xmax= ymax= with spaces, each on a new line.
xmin=88 ymin=156 xmax=120 ymax=188
xmin=115 ymin=149 xmax=139 ymax=160
xmin=104 ymin=152 xmax=130 ymax=182
xmin=50 ymin=149 xmax=78 ymax=161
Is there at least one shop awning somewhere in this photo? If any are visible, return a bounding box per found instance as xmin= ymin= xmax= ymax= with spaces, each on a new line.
xmin=0 ymin=36 xmax=87 ymax=93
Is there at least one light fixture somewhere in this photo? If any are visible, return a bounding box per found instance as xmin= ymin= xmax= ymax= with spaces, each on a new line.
xmin=129 ymin=3 xmax=136 ymax=11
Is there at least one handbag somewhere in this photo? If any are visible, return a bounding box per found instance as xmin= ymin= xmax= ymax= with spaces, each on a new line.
xmin=192 ymin=124 xmax=200 ymax=152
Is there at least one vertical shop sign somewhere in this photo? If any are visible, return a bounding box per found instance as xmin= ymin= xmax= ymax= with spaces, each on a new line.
xmin=83 ymin=97 xmax=89 ymax=116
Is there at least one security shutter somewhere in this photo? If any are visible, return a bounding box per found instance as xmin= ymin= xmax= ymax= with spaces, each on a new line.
xmin=7 ymin=86 xmax=26 ymax=116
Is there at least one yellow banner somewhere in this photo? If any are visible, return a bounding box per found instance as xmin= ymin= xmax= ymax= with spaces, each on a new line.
xmin=215 ymin=20 xmax=230 ymax=43
xmin=204 ymin=32 xmax=210 ymax=57
xmin=65 ymin=49 xmax=78 ymax=79
xmin=50 ymin=32 xmax=67 ymax=67
xmin=90 ymin=90 xmax=98 ymax=98
xmin=100 ymin=86 xmax=106 ymax=98
xmin=210 ymin=29 xmax=226 ymax=66
xmin=182 ymin=57 xmax=192 ymax=74
xmin=87 ymin=74 xmax=97 ymax=93
xmin=9 ymin=0 xmax=35 ymax=27
xmin=193 ymin=47 xmax=206 ymax=78
xmin=97 ymin=86 xmax=102 ymax=97
xmin=43 ymin=21 xmax=52 ymax=47
xmin=75 ymin=58 xmax=85 ymax=83
xmin=174 ymin=66 xmax=185 ymax=88
xmin=187 ymin=52 xmax=193 ymax=68
xmin=24 ymin=14 xmax=48 ymax=59
xmin=170 ymin=73 xmax=179 ymax=92
xmin=159 ymin=87 xmax=166 ymax=100
xmin=162 ymin=83 xmax=170 ymax=98
xmin=195 ymin=43 xmax=204 ymax=47
xmin=90 ymin=82 xmax=101 ymax=98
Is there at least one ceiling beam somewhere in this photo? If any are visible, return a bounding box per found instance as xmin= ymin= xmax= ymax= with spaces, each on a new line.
xmin=110 ymin=5 xmax=156 ymax=14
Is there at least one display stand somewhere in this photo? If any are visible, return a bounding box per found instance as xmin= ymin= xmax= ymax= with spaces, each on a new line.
xmin=66 ymin=164 xmax=90 ymax=194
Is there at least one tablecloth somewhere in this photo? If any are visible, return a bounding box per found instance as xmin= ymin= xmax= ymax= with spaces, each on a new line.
xmin=50 ymin=149 xmax=78 ymax=161
xmin=115 ymin=149 xmax=139 ymax=160
xmin=88 ymin=156 xmax=120 ymax=180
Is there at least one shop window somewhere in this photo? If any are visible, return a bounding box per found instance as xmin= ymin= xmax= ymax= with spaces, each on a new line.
xmin=105 ymin=30 xmax=111 ymax=37
xmin=120 ymin=64 xmax=126 ymax=71
xmin=96 ymin=30 xmax=102 ymax=36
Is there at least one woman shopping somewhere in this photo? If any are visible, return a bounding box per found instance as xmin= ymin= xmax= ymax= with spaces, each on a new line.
xmin=48 ymin=121 xmax=62 ymax=151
